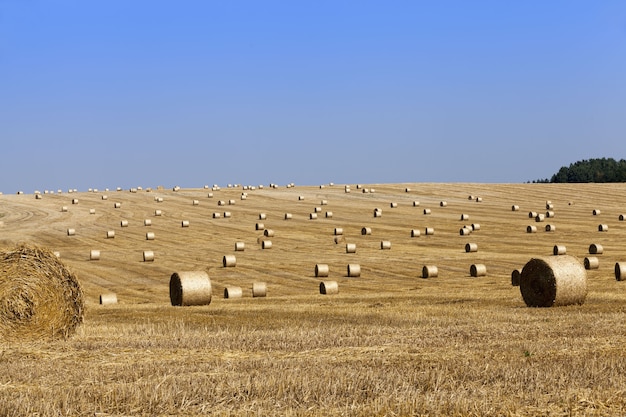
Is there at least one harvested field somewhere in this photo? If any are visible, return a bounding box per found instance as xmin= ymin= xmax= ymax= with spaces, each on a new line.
xmin=1 ymin=182 xmax=626 ymax=416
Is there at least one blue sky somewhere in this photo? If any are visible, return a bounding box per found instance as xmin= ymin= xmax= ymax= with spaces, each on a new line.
xmin=1 ymin=1 xmax=625 ymax=192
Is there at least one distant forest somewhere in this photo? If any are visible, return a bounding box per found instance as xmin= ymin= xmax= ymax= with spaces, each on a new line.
xmin=531 ymin=158 xmax=626 ymax=183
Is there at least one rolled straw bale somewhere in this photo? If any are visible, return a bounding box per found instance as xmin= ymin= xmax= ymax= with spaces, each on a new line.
xmin=114 ymin=202 xmax=121 ymax=208
xmin=264 ymin=229 xmax=275 ymax=237
xmin=460 ymin=214 xmax=469 ymax=221
xmin=218 ymin=200 xmax=226 ymax=206
xmin=314 ymin=207 xmax=322 ymax=214
xmin=529 ymin=211 xmax=537 ymax=218
xmin=235 ymin=242 xmax=245 ymax=251
xmin=262 ymin=240 xmax=272 ymax=249
xmin=465 ymin=243 xmax=478 ymax=253
xmin=213 ymin=212 xmax=221 ymax=218
xmin=181 ymin=220 xmax=190 ymax=227
xmin=553 ymin=245 xmax=566 ymax=255
xmin=347 ymin=264 xmax=361 ymax=277
xmin=240 ymin=194 xmax=247 ymax=200
xmin=512 ymin=205 xmax=520 ymax=211
xmin=619 ymin=214 xmax=625 ymax=221
xmin=143 ymin=251 xmax=155 ymax=262
xmin=546 ymin=203 xmax=554 ymax=210
xmin=380 ymin=240 xmax=391 ymax=250
xmin=298 ymin=196 xmax=305 ymax=200
xmin=0 ymin=244 xmax=84 ymax=340
xmin=320 ymin=281 xmax=338 ymax=295
xmin=589 ymin=244 xmax=603 ymax=255
xmin=405 ymin=188 xmax=411 ymax=192
xmin=315 ymin=264 xmax=329 ymax=277
xmin=471 ymin=224 xmax=481 ymax=231
xmin=90 ymin=250 xmax=100 ymax=260
xmin=310 ymin=213 xmax=318 ymax=220
xmin=325 ymin=211 xmax=333 ymax=218
xmin=144 ymin=219 xmax=152 ymax=226
xmin=535 ymin=214 xmax=545 ymax=222
xmin=460 ymin=227 xmax=471 ymax=236
xmin=169 ymin=271 xmax=212 ymax=306
xmin=475 ymin=197 xmax=483 ymax=202
xmin=345 ymin=187 xmax=351 ymax=193
xmin=284 ymin=213 xmax=292 ymax=220
xmin=228 ymin=199 xmax=236 ymax=205
xmin=155 ymin=209 xmax=162 ymax=216
xmin=101 ymin=195 xmax=108 ymax=200
xmin=223 ymin=211 xmax=232 ymax=218
xmin=470 ymin=264 xmax=487 ymax=277
xmin=192 ymin=200 xmax=199 ymax=206
xmin=53 ymin=251 xmax=60 ymax=258
xmin=89 ymin=209 xmax=95 ymax=215
xmin=346 ymin=243 xmax=357 ymax=253
xmin=99 ymin=293 xmax=117 ymax=305
xmin=527 ymin=225 xmax=537 ymax=233
xmin=207 ymin=193 xmax=213 ymax=198
xmin=424 ymin=227 xmax=435 ymax=235
xmin=67 ymin=228 xmax=76 ymax=236
xmin=411 ymin=229 xmax=420 ymax=237
xmin=598 ymin=224 xmax=608 ymax=232
xmin=390 ymin=202 xmax=398 ymax=208
xmin=593 ymin=209 xmax=601 ymax=215
xmin=61 ymin=206 xmax=68 ymax=212
xmin=72 ymin=198 xmax=79 ymax=204
xmin=615 ymin=262 xmax=626 ymax=281
xmin=546 ymin=211 xmax=555 ymax=218
xmin=252 ymin=282 xmax=267 ymax=297
xmin=156 ymin=197 xmax=164 ymax=203
xmin=374 ymin=209 xmax=382 ymax=218
xmin=511 ymin=269 xmax=521 ymax=286
xmin=106 ymin=230 xmax=115 ymax=239
xmin=256 ymin=223 xmax=265 ymax=231
xmin=545 ymin=224 xmax=556 ymax=232
xmin=520 ymin=255 xmax=587 ymax=307
xmin=146 ymin=232 xmax=155 ymax=240
xmin=440 ymin=201 xmax=447 ymax=207
xmin=584 ymin=257 xmax=599 ymax=270
xmin=422 ymin=265 xmax=438 ymax=278
xmin=321 ymin=200 xmax=328 ymax=205
xmin=423 ymin=209 xmax=431 ymax=215
xmin=259 ymin=213 xmax=267 ymax=220
xmin=223 ymin=255 xmax=236 ymax=267
xmin=224 ymin=286 xmax=243 ymax=299
xmin=120 ymin=220 xmax=129 ymax=227
xmin=413 ymin=201 xmax=420 ymax=207
xmin=334 ymin=228 xmax=344 ymax=235
xmin=361 ymin=227 xmax=372 ymax=235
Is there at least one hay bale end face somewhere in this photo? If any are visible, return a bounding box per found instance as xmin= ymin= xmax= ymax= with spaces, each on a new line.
xmin=315 ymin=264 xmax=329 ymax=277
xmin=320 ymin=281 xmax=338 ymax=295
xmin=422 ymin=265 xmax=438 ymax=278
xmin=0 ymin=244 xmax=84 ymax=340
xmin=615 ymin=262 xmax=626 ymax=281
xmin=470 ymin=264 xmax=487 ymax=277
xmin=589 ymin=244 xmax=603 ymax=255
xmin=465 ymin=243 xmax=478 ymax=253
xmin=169 ymin=271 xmax=212 ymax=306
xmin=511 ymin=269 xmax=521 ymax=286
xmin=223 ymin=255 xmax=236 ymax=267
xmin=520 ymin=256 xmax=587 ymax=307
xmin=584 ymin=257 xmax=599 ymax=270
xmin=347 ymin=264 xmax=361 ymax=277
xmin=553 ymin=245 xmax=566 ymax=256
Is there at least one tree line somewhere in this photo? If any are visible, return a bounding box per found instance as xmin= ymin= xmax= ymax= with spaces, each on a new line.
xmin=531 ymin=157 xmax=626 ymax=183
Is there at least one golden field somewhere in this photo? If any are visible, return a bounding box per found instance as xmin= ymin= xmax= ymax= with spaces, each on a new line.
xmin=1 ymin=182 xmax=626 ymax=416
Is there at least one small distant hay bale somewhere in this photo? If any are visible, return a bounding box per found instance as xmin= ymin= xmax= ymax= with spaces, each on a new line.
xmin=374 ymin=209 xmax=382 ymax=218
xmin=309 ymin=213 xmax=318 ymax=220
xmin=380 ymin=240 xmax=391 ymax=250
xmin=321 ymin=200 xmax=328 ymax=205
xmin=423 ymin=209 xmax=431 ymax=215
xmin=315 ymin=264 xmax=329 ymax=277
xmin=584 ymin=257 xmax=599 ymax=270
xmin=546 ymin=203 xmax=554 ymax=210
xmin=223 ymin=211 xmax=232 ymax=218
xmin=120 ymin=220 xmax=129 ymax=227
xmin=361 ymin=227 xmax=372 ymax=235
xmin=589 ymin=243 xmax=603 ymax=255
xmin=546 ymin=211 xmax=555 ymax=218
xmin=61 ymin=206 xmax=68 ymax=212
xmin=207 ymin=193 xmax=213 ymax=198
xmin=405 ymin=187 xmax=411 ymax=192
xmin=240 ymin=194 xmax=247 ymax=200
xmin=67 ymin=228 xmax=76 ymax=236
xmin=619 ymin=214 xmax=625 ymax=221
xmin=593 ymin=209 xmax=601 ymax=215
xmin=89 ymin=208 xmax=96 ymax=215
xmin=347 ymin=264 xmax=361 ymax=277
xmin=252 ymin=282 xmax=267 ymax=297
xmin=598 ymin=224 xmax=608 ymax=232
xmin=439 ymin=201 xmax=447 ymax=207
xmin=298 ymin=196 xmax=305 ymax=201
xmin=390 ymin=202 xmax=398 ymax=208
xmin=89 ymin=250 xmax=100 ymax=260
xmin=334 ymin=227 xmax=344 ymax=236
xmin=320 ymin=281 xmax=338 ymax=295
xmin=545 ymin=224 xmax=556 ymax=232
xmin=471 ymin=224 xmax=480 ymax=231
xmin=475 ymin=197 xmax=483 ymax=202
xmin=346 ymin=243 xmax=357 ymax=253
xmin=218 ymin=200 xmax=226 ymax=206
xmin=255 ymin=223 xmax=265 ymax=231
xmin=99 ymin=293 xmax=117 ymax=305
xmin=465 ymin=243 xmax=478 ymax=253
xmin=553 ymin=245 xmax=566 ymax=255
xmin=72 ymin=198 xmax=79 ymax=204
xmin=325 ymin=211 xmax=333 ymax=218
xmin=0 ymin=244 xmax=84 ymax=340
xmin=192 ymin=200 xmax=199 ymax=206
xmin=511 ymin=269 xmax=521 ymax=286
xmin=615 ymin=262 xmax=626 ymax=281
xmin=528 ymin=211 xmax=537 ymax=218
xmin=106 ymin=230 xmax=115 ymax=239
xmin=411 ymin=229 xmax=420 ymax=237
xmin=460 ymin=214 xmax=469 ymax=221
xmin=169 ymin=271 xmax=211 ymax=306
xmin=535 ymin=214 xmax=545 ymax=222
xmin=114 ymin=202 xmax=121 ymax=208
xmin=284 ymin=213 xmax=292 ymax=220
xmin=264 ymin=229 xmax=275 ymax=237
xmin=223 ymin=255 xmax=236 ymax=267
xmin=224 ymin=286 xmax=243 ymax=299
xmin=142 ymin=250 xmax=155 ymax=262
xmin=146 ymin=232 xmax=155 ymax=240
xmin=314 ymin=207 xmax=322 ymax=213
xmin=228 ymin=199 xmax=236 ymax=205
xmin=422 ymin=265 xmax=438 ymax=278
xmin=262 ymin=240 xmax=272 ymax=249
xmin=259 ymin=213 xmax=267 ymax=220
xmin=527 ymin=225 xmax=537 ymax=233
xmin=460 ymin=227 xmax=471 ymax=236
xmin=520 ymin=256 xmax=587 ymax=307
xmin=234 ymin=242 xmax=245 ymax=251
xmin=470 ymin=264 xmax=487 ymax=277
xmin=424 ymin=227 xmax=434 ymax=235
xmin=413 ymin=201 xmax=420 ymax=207
xmin=144 ymin=219 xmax=152 ymax=226
xmin=344 ymin=186 xmax=351 ymax=193
xmin=156 ymin=197 xmax=164 ymax=203
xmin=181 ymin=220 xmax=190 ymax=227
xmin=155 ymin=209 xmax=162 ymax=216
xmin=512 ymin=205 xmax=520 ymax=211
xmin=213 ymin=212 xmax=221 ymax=218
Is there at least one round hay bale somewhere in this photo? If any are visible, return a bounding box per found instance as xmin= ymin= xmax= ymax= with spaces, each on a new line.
xmin=218 ymin=200 xmax=226 ymax=206
xmin=309 ymin=213 xmax=318 ymax=220
xmin=155 ymin=209 xmax=162 ymax=216
xmin=616 ymin=262 xmax=626 ymax=281
xmin=284 ymin=213 xmax=292 ymax=220
xmin=593 ymin=209 xmax=601 ymax=215
xmin=143 ymin=250 xmax=155 ymax=262
xmin=298 ymin=196 xmax=304 ymax=201
xmin=546 ymin=211 xmax=555 ymax=218
xmin=181 ymin=220 xmax=190 ymax=227
xmin=546 ymin=203 xmax=554 ymax=210
xmin=223 ymin=211 xmax=232 ymax=218
xmin=72 ymin=198 xmax=79 ymax=204
xmin=390 ymin=202 xmax=398 ymax=208
xmin=347 ymin=264 xmax=361 ymax=277
xmin=584 ymin=257 xmax=599 ymax=270
xmin=545 ymin=224 xmax=556 ymax=232
xmin=460 ymin=214 xmax=469 ymax=221
xmin=101 ymin=195 xmax=108 ymax=200
xmin=315 ymin=264 xmax=329 ymax=277
xmin=224 ymin=286 xmax=243 ymax=299
xmin=252 ymin=282 xmax=267 ymax=298
xmin=262 ymin=240 xmax=272 ymax=249
xmin=589 ymin=243 xmax=603 ymax=255
xmin=440 ymin=201 xmax=447 ymax=207
xmin=475 ymin=197 xmax=483 ymax=202
xmin=520 ymin=256 xmax=587 ymax=307
xmin=361 ymin=227 xmax=372 ymax=235
xmin=223 ymin=255 xmax=236 ymax=267
xmin=61 ymin=206 xmax=68 ymax=212
xmin=380 ymin=240 xmax=391 ymax=250
xmin=512 ymin=205 xmax=520 ymax=211
xmin=314 ymin=207 xmax=322 ymax=213
xmin=619 ymin=214 xmax=625 ymax=221
xmin=511 ymin=269 xmax=521 ymax=286
xmin=405 ymin=188 xmax=411 ymax=192
xmin=320 ymin=280 xmax=338 ymax=295
xmin=325 ymin=211 xmax=333 ymax=218
xmin=598 ymin=224 xmax=608 ymax=232
xmin=169 ymin=271 xmax=211 ymax=306
xmin=374 ymin=209 xmax=382 ymax=218
xmin=529 ymin=211 xmax=537 ymax=218
xmin=471 ymin=223 xmax=481 ymax=231
xmin=424 ymin=227 xmax=435 ymax=235
xmin=460 ymin=227 xmax=471 ymax=236
xmin=423 ymin=209 xmax=431 ymax=215
xmin=264 ymin=229 xmax=275 ymax=237
xmin=0 ymin=244 xmax=84 ymax=340
xmin=120 ymin=220 xmax=129 ymax=227
xmin=527 ymin=225 xmax=537 ymax=233
xmin=259 ymin=213 xmax=267 ymax=220
xmin=465 ymin=243 xmax=478 ymax=253
xmin=213 ymin=212 xmax=221 ymax=218
xmin=192 ymin=199 xmax=199 ymax=206
xmin=422 ymin=265 xmax=438 ymax=278
xmin=114 ymin=202 xmax=121 ymax=209
xmin=346 ymin=243 xmax=357 ymax=253
xmin=146 ymin=232 xmax=155 ymax=240
xmin=410 ymin=229 xmax=420 ymax=237
xmin=106 ymin=230 xmax=115 ymax=239
xmin=89 ymin=208 xmax=95 ymax=214
xmin=234 ymin=242 xmax=245 ymax=251
xmin=470 ymin=264 xmax=487 ymax=277
xmin=144 ymin=219 xmax=152 ymax=226
xmin=99 ymin=293 xmax=117 ymax=305
xmin=67 ymin=228 xmax=76 ymax=236
xmin=413 ymin=201 xmax=420 ymax=207
xmin=207 ymin=192 xmax=213 ymax=198
xmin=320 ymin=199 xmax=328 ymax=205
xmin=89 ymin=250 xmax=100 ymax=260
xmin=535 ymin=214 xmax=545 ymax=222
xmin=553 ymin=245 xmax=566 ymax=256
xmin=256 ymin=223 xmax=265 ymax=231
xmin=334 ymin=227 xmax=344 ymax=236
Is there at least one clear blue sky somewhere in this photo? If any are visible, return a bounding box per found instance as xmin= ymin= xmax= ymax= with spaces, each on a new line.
xmin=1 ymin=1 xmax=625 ymax=192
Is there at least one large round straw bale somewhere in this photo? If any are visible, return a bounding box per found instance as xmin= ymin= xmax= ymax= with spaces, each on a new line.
xmin=213 ymin=212 xmax=221 ymax=218
xmin=470 ymin=264 xmax=487 ymax=277
xmin=512 ymin=205 xmax=520 ymax=211
xmin=192 ymin=200 xmax=199 ymax=206
xmin=390 ymin=202 xmax=398 ymax=208
xmin=475 ymin=197 xmax=483 ymax=202
xmin=89 ymin=208 xmax=95 ymax=214
xmin=155 ymin=209 xmax=162 ymax=216
xmin=589 ymin=243 xmax=603 ymax=255
xmin=471 ymin=223 xmax=481 ymax=231
xmin=223 ymin=255 xmax=236 ymax=267
xmin=315 ymin=264 xmax=329 ymax=277
xmin=258 ymin=213 xmax=267 ymax=220
xmin=546 ymin=203 xmax=554 ymax=210
xmin=320 ymin=281 xmax=338 ymax=295
xmin=527 ymin=225 xmax=537 ymax=233
xmin=218 ymin=200 xmax=225 ymax=206
xmin=252 ymin=282 xmax=267 ymax=297
xmin=234 ymin=242 xmax=245 ymax=251
xmin=309 ymin=213 xmax=318 ymax=220
xmin=223 ymin=211 xmax=232 ymax=218
xmin=262 ymin=240 xmax=272 ymax=249
xmin=228 ymin=199 xmax=236 ymax=205
xmin=0 ymin=244 xmax=84 ymax=340
xmin=619 ymin=214 xmax=625 ymax=221
xmin=284 ymin=213 xmax=292 ymax=220
xmin=593 ymin=209 xmax=601 ymax=215
xmin=361 ymin=227 xmax=372 ymax=235
xmin=545 ymin=224 xmax=556 ymax=232
xmin=440 ymin=201 xmax=447 ymax=207
xmin=380 ymin=240 xmax=391 ymax=250
xmin=546 ymin=211 xmax=555 ymax=218
xmin=598 ymin=224 xmax=608 ymax=232
xmin=99 ymin=293 xmax=117 ymax=305
xmin=181 ymin=220 xmax=190 ymax=227
xmin=106 ymin=230 xmax=115 ymax=239
xmin=347 ymin=264 xmax=361 ymax=277
xmin=411 ymin=229 xmax=420 ymax=237
xmin=553 ymin=245 xmax=566 ymax=255
xmin=460 ymin=227 xmax=471 ymax=236
xmin=465 ymin=243 xmax=478 ymax=253
xmin=146 ymin=232 xmax=155 ymax=240
xmin=405 ymin=188 xmax=411 ymax=192
xmin=413 ymin=201 xmax=420 ymax=207
xmin=511 ymin=269 xmax=521 ymax=286
xmin=90 ymin=250 xmax=100 ymax=260
xmin=584 ymin=257 xmax=599 ymax=270
xmin=321 ymin=199 xmax=328 ymax=205
xmin=346 ymin=243 xmax=357 ymax=253
xmin=460 ymin=214 xmax=469 ymax=220
xmin=114 ymin=202 xmax=121 ymax=209
xmin=529 ymin=211 xmax=537 ymax=218
xmin=144 ymin=219 xmax=152 ymax=226
xmin=169 ymin=271 xmax=212 ymax=306
xmin=143 ymin=250 xmax=155 ymax=262
xmin=264 ymin=229 xmax=275 ymax=237
xmin=535 ymin=214 xmax=545 ymax=222
xmin=67 ymin=228 xmax=76 ymax=236
xmin=423 ymin=209 xmax=431 ymax=215
xmin=72 ymin=198 xmax=79 ymax=204
xmin=61 ymin=206 xmax=68 ymax=212
xmin=298 ymin=195 xmax=304 ymax=200
xmin=224 ymin=286 xmax=243 ymax=299
xmin=422 ymin=265 xmax=438 ymax=278
xmin=255 ymin=223 xmax=265 ymax=231
xmin=424 ymin=227 xmax=435 ymax=235
xmin=616 ymin=262 xmax=626 ymax=281
xmin=334 ymin=227 xmax=344 ymax=236
xmin=325 ymin=211 xmax=333 ymax=218
xmin=520 ymin=256 xmax=587 ymax=307
xmin=120 ymin=220 xmax=129 ymax=227
xmin=374 ymin=209 xmax=382 ymax=218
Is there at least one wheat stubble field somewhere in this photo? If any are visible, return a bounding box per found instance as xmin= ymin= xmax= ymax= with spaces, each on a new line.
xmin=1 ymin=182 xmax=626 ymax=416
